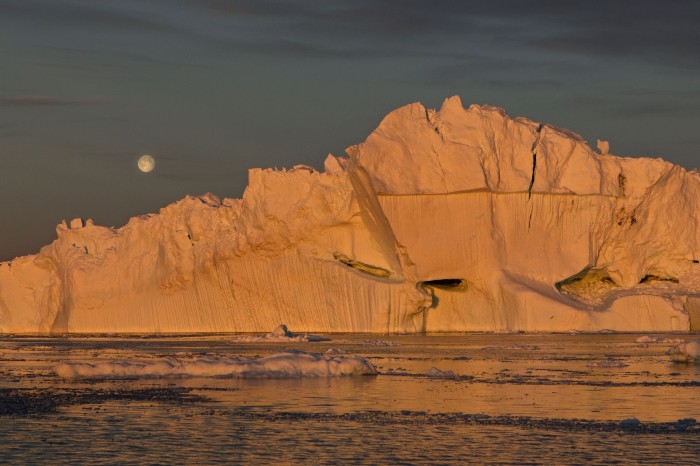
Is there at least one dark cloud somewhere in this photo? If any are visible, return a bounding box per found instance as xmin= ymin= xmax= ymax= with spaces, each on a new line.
xmin=0 ymin=0 xmax=166 ymax=31
xmin=607 ymin=101 xmax=684 ymax=118
xmin=188 ymin=0 xmax=316 ymax=18
xmin=188 ymin=0 xmax=487 ymax=56
xmin=566 ymin=92 xmax=698 ymax=118
xmin=0 ymin=95 xmax=108 ymax=107
xmin=480 ymin=1 xmax=700 ymax=70
xmin=480 ymin=77 xmax=563 ymax=89
xmin=1 ymin=0 xmax=699 ymax=260
xmin=189 ymin=0 xmax=700 ymax=70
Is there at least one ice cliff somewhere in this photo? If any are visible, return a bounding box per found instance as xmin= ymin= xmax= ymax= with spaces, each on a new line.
xmin=2 ymin=96 xmax=699 ymax=333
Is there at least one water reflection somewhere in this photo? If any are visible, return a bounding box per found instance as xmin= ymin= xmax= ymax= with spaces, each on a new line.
xmin=0 ymin=333 xmax=698 ymax=463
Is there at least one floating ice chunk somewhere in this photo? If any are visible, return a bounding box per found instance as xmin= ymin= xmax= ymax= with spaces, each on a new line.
xmin=668 ymin=340 xmax=700 ymax=363
xmin=635 ymin=335 xmax=685 ymax=344
xmin=619 ymin=418 xmax=641 ymax=431
xmin=481 ymin=345 xmax=540 ymax=351
xmin=427 ymin=367 xmax=456 ymax=378
xmin=674 ymin=418 xmax=697 ymax=431
xmin=54 ymin=350 xmax=377 ymax=379
xmin=334 ymin=339 xmax=400 ymax=346
xmin=587 ymin=360 xmax=629 ymax=368
xmin=230 ymin=324 xmax=329 ymax=343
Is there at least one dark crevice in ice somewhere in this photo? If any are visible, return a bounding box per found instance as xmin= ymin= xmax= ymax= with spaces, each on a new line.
xmin=417 ymin=279 xmax=467 ymax=310
xmin=333 ymin=252 xmax=391 ymax=278
xmin=420 ymin=278 xmax=466 ymax=290
xmin=639 ymin=274 xmax=679 ymax=284
xmin=527 ymin=123 xmax=544 ymax=200
xmin=526 ymin=123 xmax=544 ymax=230
xmin=424 ymin=108 xmax=441 ymax=136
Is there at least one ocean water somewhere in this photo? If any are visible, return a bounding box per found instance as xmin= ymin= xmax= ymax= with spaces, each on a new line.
xmin=1 ymin=333 xmax=698 ymax=464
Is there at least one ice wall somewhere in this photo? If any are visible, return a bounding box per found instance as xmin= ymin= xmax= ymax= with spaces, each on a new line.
xmin=1 ymin=97 xmax=699 ymax=333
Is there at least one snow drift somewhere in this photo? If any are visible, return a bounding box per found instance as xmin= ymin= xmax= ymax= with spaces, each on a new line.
xmin=55 ymin=350 xmax=377 ymax=379
xmin=2 ymin=96 xmax=700 ymax=333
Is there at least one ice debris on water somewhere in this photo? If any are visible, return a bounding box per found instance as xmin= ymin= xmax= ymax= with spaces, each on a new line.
xmin=635 ymin=336 xmax=684 ymax=344
xmin=619 ymin=418 xmax=641 ymax=431
xmin=334 ymin=339 xmax=400 ymax=346
xmin=54 ymin=350 xmax=377 ymax=379
xmin=481 ymin=345 xmax=540 ymax=351
xmin=587 ymin=360 xmax=629 ymax=368
xmin=667 ymin=340 xmax=700 ymax=363
xmin=230 ymin=324 xmax=329 ymax=343
xmin=673 ymin=418 xmax=697 ymax=432
xmin=427 ymin=367 xmax=456 ymax=379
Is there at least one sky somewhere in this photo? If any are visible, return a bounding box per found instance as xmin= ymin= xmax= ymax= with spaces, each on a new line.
xmin=1 ymin=0 xmax=699 ymax=260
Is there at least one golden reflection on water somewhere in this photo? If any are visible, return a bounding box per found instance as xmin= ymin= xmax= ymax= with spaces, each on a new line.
xmin=0 ymin=333 xmax=698 ymax=463
xmin=1 ymin=333 xmax=698 ymax=421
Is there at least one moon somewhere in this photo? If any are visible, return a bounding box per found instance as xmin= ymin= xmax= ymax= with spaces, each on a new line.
xmin=137 ymin=154 xmax=155 ymax=173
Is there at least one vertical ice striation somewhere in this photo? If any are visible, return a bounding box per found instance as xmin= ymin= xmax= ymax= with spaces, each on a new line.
xmin=1 ymin=97 xmax=699 ymax=333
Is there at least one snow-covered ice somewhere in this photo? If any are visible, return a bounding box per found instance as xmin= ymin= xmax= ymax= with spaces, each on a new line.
xmin=2 ymin=96 xmax=700 ymax=334
xmin=54 ymin=350 xmax=377 ymax=379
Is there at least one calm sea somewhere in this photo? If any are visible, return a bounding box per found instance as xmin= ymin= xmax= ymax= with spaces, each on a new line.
xmin=1 ymin=333 xmax=698 ymax=464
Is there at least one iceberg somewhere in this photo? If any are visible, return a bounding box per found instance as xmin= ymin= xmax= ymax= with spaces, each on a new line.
xmin=1 ymin=96 xmax=699 ymax=333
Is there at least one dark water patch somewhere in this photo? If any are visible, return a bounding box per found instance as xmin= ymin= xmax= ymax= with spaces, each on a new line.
xmin=215 ymin=409 xmax=699 ymax=434
xmin=0 ymin=387 xmax=208 ymax=416
xmin=378 ymin=371 xmax=700 ymax=387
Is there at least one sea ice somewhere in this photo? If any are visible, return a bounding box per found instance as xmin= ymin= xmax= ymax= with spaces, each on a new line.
xmin=54 ymin=350 xmax=377 ymax=379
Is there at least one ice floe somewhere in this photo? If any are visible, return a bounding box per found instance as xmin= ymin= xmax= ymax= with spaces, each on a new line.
xmin=54 ymin=350 xmax=376 ymax=379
